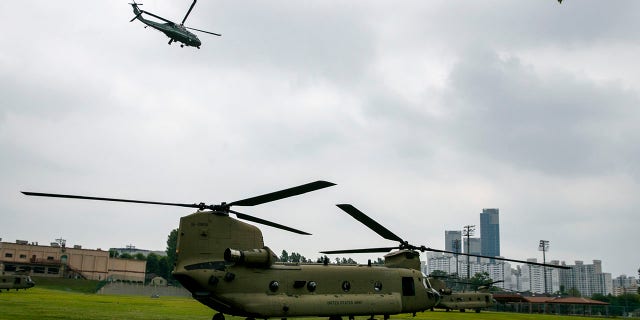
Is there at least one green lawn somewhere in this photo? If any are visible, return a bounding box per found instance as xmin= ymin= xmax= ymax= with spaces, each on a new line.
xmin=0 ymin=287 xmax=623 ymax=320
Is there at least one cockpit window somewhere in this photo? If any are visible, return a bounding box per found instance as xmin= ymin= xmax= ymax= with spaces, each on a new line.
xmin=422 ymin=277 xmax=432 ymax=289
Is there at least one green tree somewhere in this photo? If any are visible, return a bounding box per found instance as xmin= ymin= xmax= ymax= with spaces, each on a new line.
xmin=166 ymin=229 xmax=178 ymax=271
xmin=134 ymin=253 xmax=147 ymax=260
xmin=469 ymin=272 xmax=492 ymax=290
xmin=567 ymin=287 xmax=581 ymax=297
xmin=119 ymin=252 xmax=133 ymax=259
xmin=158 ymin=256 xmax=170 ymax=280
xmin=108 ymin=248 xmax=120 ymax=258
xmin=279 ymin=250 xmax=289 ymax=262
xmin=146 ymin=253 xmax=160 ymax=275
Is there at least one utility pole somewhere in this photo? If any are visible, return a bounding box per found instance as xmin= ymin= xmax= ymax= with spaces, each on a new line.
xmin=463 ymin=225 xmax=475 ymax=281
xmin=539 ymin=240 xmax=550 ymax=294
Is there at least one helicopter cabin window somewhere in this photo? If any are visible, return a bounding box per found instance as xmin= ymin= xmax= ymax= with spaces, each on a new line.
xmin=341 ymin=281 xmax=351 ymax=292
xmin=401 ymin=277 xmax=415 ymax=296
xmin=373 ymin=281 xmax=383 ymax=292
xmin=269 ymin=281 xmax=280 ymax=292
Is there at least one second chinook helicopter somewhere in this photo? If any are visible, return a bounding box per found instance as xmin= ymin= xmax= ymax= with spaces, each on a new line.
xmin=22 ymin=182 xmax=568 ymax=320
xmin=0 ymin=272 xmax=35 ymax=292
xmin=428 ymin=277 xmax=499 ymax=313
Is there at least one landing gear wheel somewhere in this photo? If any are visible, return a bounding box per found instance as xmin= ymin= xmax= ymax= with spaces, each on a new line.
xmin=329 ymin=316 xmax=342 ymax=320
xmin=212 ymin=313 xmax=225 ymax=320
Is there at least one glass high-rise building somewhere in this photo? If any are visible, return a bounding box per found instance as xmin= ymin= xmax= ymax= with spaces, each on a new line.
xmin=480 ymin=208 xmax=500 ymax=257
xmin=444 ymin=230 xmax=462 ymax=253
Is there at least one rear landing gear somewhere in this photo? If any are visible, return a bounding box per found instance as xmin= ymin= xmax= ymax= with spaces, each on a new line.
xmin=212 ymin=313 xmax=225 ymax=320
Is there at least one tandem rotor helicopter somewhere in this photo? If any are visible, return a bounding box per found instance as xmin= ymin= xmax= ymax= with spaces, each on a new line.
xmin=0 ymin=271 xmax=35 ymax=292
xmin=22 ymin=181 xmax=568 ymax=320
xmin=129 ymin=0 xmax=220 ymax=48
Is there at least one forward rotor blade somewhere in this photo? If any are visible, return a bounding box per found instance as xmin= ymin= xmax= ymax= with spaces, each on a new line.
xmin=320 ymin=247 xmax=398 ymax=254
xmin=181 ymin=0 xmax=197 ymax=25
xmin=336 ymin=204 xmax=404 ymax=243
xmin=230 ymin=209 xmax=310 ymax=235
xmin=229 ymin=181 xmax=335 ymax=207
xmin=21 ymin=191 xmax=203 ymax=209
xmin=185 ymin=27 xmax=221 ymax=36
xmin=423 ymin=247 xmax=571 ymax=269
xmin=139 ymin=10 xmax=175 ymax=24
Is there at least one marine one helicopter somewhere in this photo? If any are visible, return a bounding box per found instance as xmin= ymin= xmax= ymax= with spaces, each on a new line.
xmin=0 ymin=272 xmax=35 ymax=292
xmin=22 ymin=184 xmax=567 ymax=320
xmin=129 ymin=0 xmax=220 ymax=48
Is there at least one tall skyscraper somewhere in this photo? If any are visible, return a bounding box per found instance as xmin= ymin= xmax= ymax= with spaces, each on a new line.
xmin=444 ymin=230 xmax=462 ymax=253
xmin=480 ymin=208 xmax=500 ymax=257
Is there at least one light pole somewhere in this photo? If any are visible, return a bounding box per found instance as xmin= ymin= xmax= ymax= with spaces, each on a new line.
xmin=539 ymin=240 xmax=550 ymax=294
xmin=463 ymin=225 xmax=475 ymax=281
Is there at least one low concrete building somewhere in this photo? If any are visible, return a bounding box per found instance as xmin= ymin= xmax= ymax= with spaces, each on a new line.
xmin=0 ymin=240 xmax=145 ymax=282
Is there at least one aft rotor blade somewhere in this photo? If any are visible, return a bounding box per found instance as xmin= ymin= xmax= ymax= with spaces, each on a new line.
xmin=129 ymin=11 xmax=143 ymax=22
xmin=181 ymin=0 xmax=197 ymax=25
xmin=336 ymin=204 xmax=404 ymax=243
xmin=320 ymin=247 xmax=398 ymax=254
xmin=423 ymin=247 xmax=571 ymax=269
xmin=228 ymin=181 xmax=336 ymax=207
xmin=21 ymin=191 xmax=203 ymax=209
xmin=230 ymin=209 xmax=310 ymax=235
xmin=186 ymin=27 xmax=221 ymax=36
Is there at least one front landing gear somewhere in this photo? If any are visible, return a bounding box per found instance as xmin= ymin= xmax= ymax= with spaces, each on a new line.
xmin=212 ymin=313 xmax=225 ymax=320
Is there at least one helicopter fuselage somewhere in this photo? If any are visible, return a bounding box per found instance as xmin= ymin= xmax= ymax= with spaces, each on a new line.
xmin=172 ymin=211 xmax=440 ymax=318
xmin=434 ymin=292 xmax=495 ymax=313
xmin=131 ymin=5 xmax=201 ymax=48
xmin=0 ymin=273 xmax=35 ymax=292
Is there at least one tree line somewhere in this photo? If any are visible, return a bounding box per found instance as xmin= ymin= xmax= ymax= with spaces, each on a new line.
xmin=277 ymin=250 xmax=384 ymax=265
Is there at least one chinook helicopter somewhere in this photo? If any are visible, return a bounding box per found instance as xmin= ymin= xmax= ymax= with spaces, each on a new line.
xmin=22 ymin=183 xmax=568 ymax=320
xmin=0 ymin=272 xmax=35 ymax=292
xmin=428 ymin=277 xmax=500 ymax=313
xmin=129 ymin=0 xmax=220 ymax=48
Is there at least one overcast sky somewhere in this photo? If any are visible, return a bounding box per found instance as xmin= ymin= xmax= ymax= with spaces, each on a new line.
xmin=1 ymin=1 xmax=639 ymax=278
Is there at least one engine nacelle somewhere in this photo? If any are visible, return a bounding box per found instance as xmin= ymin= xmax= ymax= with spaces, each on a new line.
xmin=224 ymin=247 xmax=277 ymax=268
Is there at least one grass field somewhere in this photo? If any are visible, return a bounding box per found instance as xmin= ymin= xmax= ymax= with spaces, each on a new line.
xmin=1 ymin=287 xmax=619 ymax=320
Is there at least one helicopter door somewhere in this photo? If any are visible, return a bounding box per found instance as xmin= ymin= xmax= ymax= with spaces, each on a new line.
xmin=14 ymin=277 xmax=21 ymax=285
xmin=401 ymin=277 xmax=415 ymax=296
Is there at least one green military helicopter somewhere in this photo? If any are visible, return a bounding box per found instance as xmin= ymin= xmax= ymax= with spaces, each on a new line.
xmin=428 ymin=277 xmax=501 ymax=313
xmin=129 ymin=0 xmax=220 ymax=48
xmin=22 ymin=183 xmax=567 ymax=320
xmin=0 ymin=271 xmax=35 ymax=292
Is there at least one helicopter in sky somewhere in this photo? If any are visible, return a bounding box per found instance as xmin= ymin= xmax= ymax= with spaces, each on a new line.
xmin=22 ymin=182 xmax=568 ymax=320
xmin=129 ymin=0 xmax=220 ymax=48
xmin=0 ymin=272 xmax=35 ymax=292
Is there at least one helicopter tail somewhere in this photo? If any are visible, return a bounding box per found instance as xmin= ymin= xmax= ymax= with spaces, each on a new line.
xmin=129 ymin=1 xmax=143 ymax=21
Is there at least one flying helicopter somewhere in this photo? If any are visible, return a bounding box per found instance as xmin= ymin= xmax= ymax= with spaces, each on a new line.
xmin=22 ymin=184 xmax=568 ymax=320
xmin=0 ymin=271 xmax=35 ymax=292
xmin=129 ymin=0 xmax=220 ymax=48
